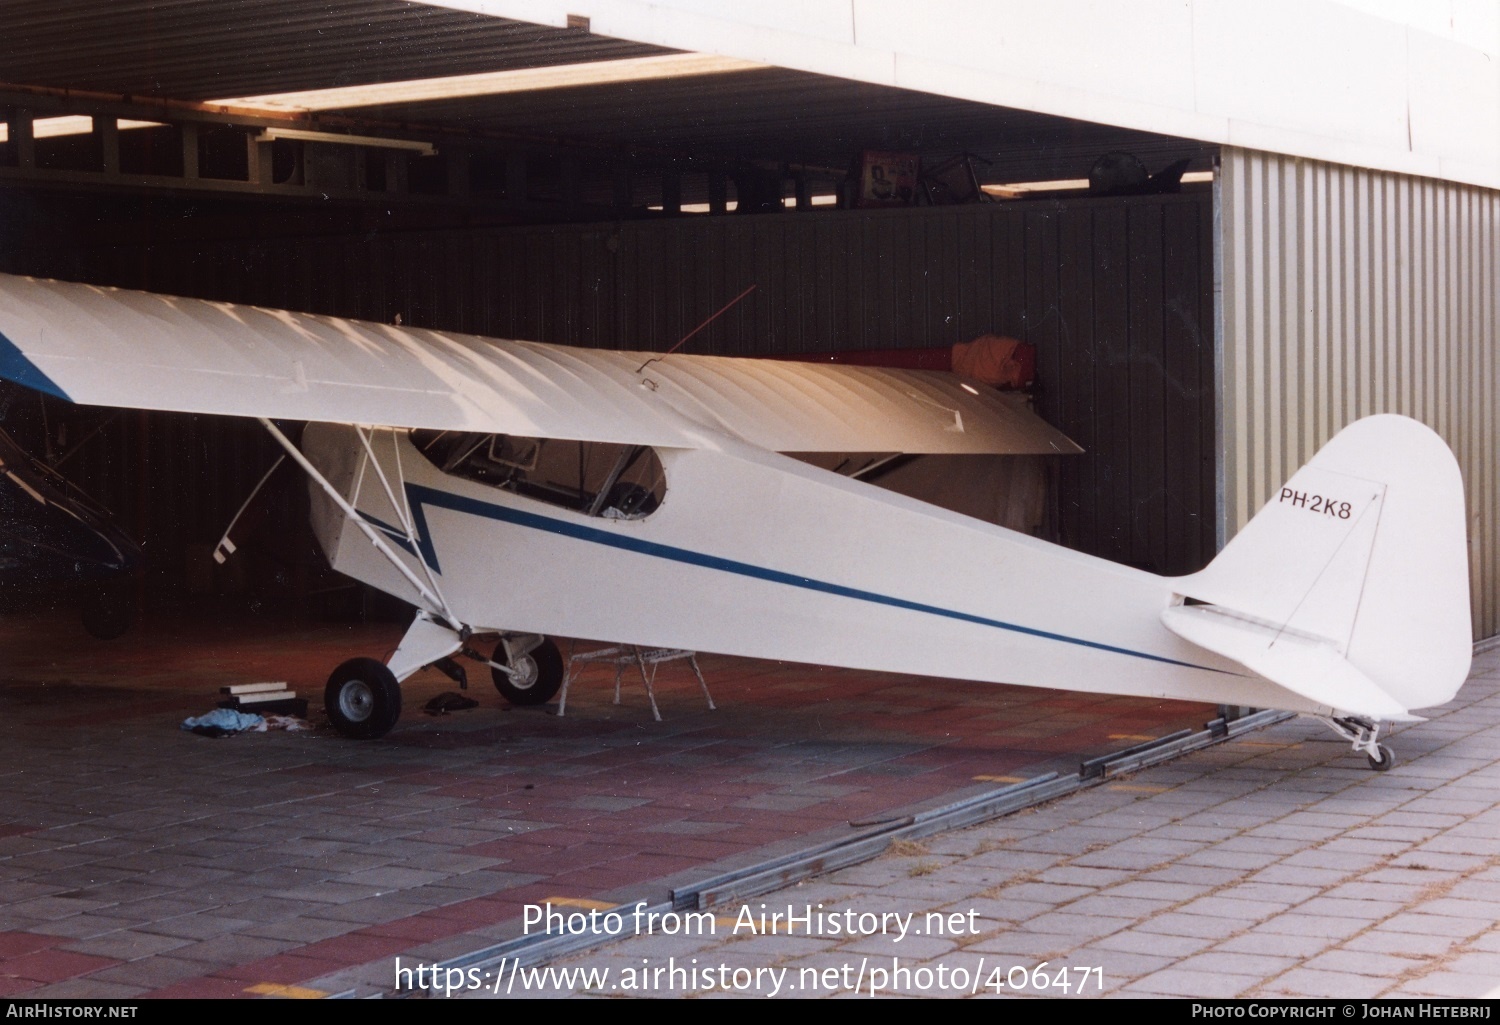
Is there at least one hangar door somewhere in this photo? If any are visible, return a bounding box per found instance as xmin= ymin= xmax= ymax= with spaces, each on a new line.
xmin=57 ymin=188 xmax=1215 ymax=593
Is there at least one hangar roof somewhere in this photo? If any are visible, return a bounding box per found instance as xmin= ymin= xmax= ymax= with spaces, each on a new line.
xmin=430 ymin=0 xmax=1500 ymax=191
xmin=0 ymin=0 xmax=1213 ymax=199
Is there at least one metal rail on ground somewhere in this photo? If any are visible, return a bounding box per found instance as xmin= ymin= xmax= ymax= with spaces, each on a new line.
xmin=402 ymin=708 xmax=1293 ymax=996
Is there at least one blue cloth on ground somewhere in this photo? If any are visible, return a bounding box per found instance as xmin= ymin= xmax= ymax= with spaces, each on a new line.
xmin=181 ymin=709 xmax=266 ymax=732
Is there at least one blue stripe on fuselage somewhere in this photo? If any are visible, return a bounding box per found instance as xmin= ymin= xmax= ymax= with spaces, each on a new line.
xmin=398 ymin=482 xmax=1221 ymax=673
xmin=357 ymin=510 xmax=417 ymax=557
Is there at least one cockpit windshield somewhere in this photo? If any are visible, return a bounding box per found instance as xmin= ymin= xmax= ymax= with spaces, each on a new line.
xmin=411 ymin=430 xmax=666 ymax=519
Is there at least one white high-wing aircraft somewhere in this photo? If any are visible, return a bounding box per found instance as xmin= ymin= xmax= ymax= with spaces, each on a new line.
xmin=0 ymin=275 xmax=1472 ymax=769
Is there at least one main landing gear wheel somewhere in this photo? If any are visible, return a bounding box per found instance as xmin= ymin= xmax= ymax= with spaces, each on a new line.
xmin=492 ymin=638 xmax=564 ymax=706
xmin=326 ymin=657 xmax=402 ymax=739
xmin=1367 ymin=744 xmax=1397 ymax=772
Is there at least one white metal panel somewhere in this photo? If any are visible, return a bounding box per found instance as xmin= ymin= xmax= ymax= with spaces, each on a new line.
xmin=0 ymin=274 xmax=1080 ymax=456
xmin=437 ymin=0 xmax=1500 ymax=189
xmin=1219 ymin=146 xmax=1500 ymax=639
xmin=860 ymin=0 xmax=1199 ymax=113
xmin=1332 ymin=0 xmax=1499 ymax=41
xmin=1407 ymin=27 xmax=1500 ymax=182
xmin=1193 ymin=0 xmax=1409 ymax=149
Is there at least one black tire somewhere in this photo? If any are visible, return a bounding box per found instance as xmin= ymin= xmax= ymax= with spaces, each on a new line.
xmin=1366 ymin=744 xmax=1396 ymax=772
xmin=325 ymin=657 xmax=402 ymax=739
xmin=491 ymin=638 xmax=564 ymax=706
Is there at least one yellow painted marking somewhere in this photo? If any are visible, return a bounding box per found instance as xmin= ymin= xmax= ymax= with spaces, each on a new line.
xmin=246 ymin=983 xmax=329 ymax=999
xmin=1107 ymin=784 xmax=1169 ymax=793
xmin=973 ymin=775 xmax=1028 ymax=783
xmin=543 ymin=897 xmax=617 ymax=910
xmin=1109 ymin=734 xmax=1156 ymax=741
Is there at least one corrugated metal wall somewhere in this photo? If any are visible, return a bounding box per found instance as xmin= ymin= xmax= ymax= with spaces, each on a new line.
xmin=1219 ymin=147 xmax=1500 ymax=639
xmin=51 ymin=192 xmax=1216 ymax=583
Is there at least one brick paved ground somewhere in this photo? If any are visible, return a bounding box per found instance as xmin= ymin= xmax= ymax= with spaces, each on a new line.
xmin=0 ymin=607 xmax=1213 ymax=997
xmin=505 ymin=647 xmax=1500 ymax=999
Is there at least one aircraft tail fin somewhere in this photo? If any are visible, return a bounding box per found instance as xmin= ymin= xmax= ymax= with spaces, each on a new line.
xmin=1164 ymin=415 xmax=1471 ymax=719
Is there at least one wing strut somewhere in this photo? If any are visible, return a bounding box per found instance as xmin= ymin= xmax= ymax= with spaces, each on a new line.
xmin=258 ymin=418 xmax=464 ymax=632
xmin=349 ymin=425 xmax=459 ymax=622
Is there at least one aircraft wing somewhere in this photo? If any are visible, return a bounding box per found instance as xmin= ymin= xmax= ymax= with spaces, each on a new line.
xmin=0 ymin=274 xmax=1080 ymax=456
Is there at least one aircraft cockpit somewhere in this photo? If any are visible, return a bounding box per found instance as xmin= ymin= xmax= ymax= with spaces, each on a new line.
xmin=410 ymin=430 xmax=666 ymax=519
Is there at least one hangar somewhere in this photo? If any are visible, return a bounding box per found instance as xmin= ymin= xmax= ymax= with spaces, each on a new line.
xmin=1 ymin=1 xmax=1495 ymax=636
xmin=0 ymin=1 xmax=1495 ymax=995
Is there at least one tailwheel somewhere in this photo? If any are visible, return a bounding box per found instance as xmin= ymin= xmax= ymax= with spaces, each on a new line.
xmin=326 ymin=657 xmax=402 ymax=739
xmin=491 ymin=637 xmax=564 ymax=706
xmin=1318 ymin=715 xmax=1395 ymax=772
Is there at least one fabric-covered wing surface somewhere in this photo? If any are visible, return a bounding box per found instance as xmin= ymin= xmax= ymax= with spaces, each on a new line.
xmin=0 ymin=275 xmax=1080 ymax=456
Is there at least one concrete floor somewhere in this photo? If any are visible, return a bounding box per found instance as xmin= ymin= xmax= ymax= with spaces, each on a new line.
xmin=516 ymin=648 xmax=1500 ymax=1001
xmin=0 ymin=607 xmax=1215 ymax=998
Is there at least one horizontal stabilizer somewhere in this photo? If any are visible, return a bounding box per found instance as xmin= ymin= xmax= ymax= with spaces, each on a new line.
xmin=1161 ymin=605 xmax=1417 ymax=720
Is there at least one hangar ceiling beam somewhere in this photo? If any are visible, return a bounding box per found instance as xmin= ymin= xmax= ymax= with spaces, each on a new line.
xmin=0 ymin=88 xmax=667 ymax=217
xmin=0 ymin=81 xmax=833 ymax=218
